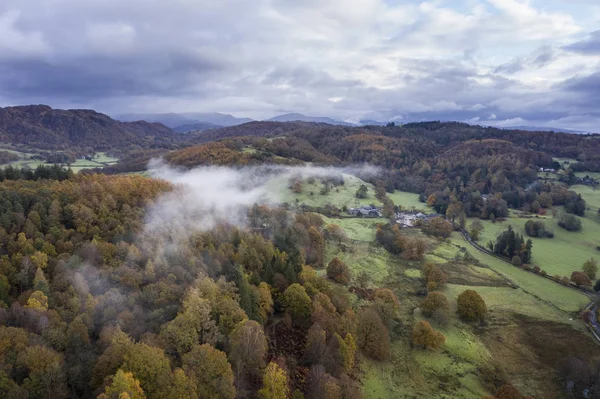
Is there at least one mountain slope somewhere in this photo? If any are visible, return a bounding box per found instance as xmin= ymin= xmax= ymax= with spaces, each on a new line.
xmin=268 ymin=113 xmax=355 ymax=126
xmin=116 ymin=112 xmax=253 ymax=127
xmin=0 ymin=105 xmax=180 ymax=151
xmin=172 ymin=122 xmax=222 ymax=133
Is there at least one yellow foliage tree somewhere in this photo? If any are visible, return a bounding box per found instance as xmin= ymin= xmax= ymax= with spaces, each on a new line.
xmin=258 ymin=362 xmax=290 ymax=399
xmin=25 ymin=290 xmax=48 ymax=310
xmin=97 ymin=369 xmax=146 ymax=399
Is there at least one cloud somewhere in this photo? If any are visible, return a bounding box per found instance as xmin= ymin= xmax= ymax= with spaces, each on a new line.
xmin=141 ymin=160 xmax=380 ymax=246
xmin=564 ymin=30 xmax=600 ymax=54
xmin=0 ymin=0 xmax=598 ymax=131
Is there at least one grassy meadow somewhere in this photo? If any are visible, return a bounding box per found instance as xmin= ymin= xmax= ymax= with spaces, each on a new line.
xmin=0 ymin=149 xmax=119 ymax=173
xmin=468 ymin=207 xmax=600 ymax=278
xmin=275 ymin=173 xmax=594 ymax=398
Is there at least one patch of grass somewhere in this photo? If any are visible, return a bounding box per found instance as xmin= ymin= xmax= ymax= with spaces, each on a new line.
xmin=444 ymin=284 xmax=574 ymax=324
xmin=326 ymin=243 xmax=390 ymax=285
xmin=387 ymin=190 xmax=426 ymax=211
xmin=449 ymin=233 xmax=588 ymax=313
xmin=93 ymin=152 xmax=119 ymax=164
xmin=471 ymin=210 xmax=600 ymax=278
xmin=267 ymin=173 xmax=383 ymax=209
xmin=1 ymin=151 xmax=120 ymax=173
xmin=572 ymin=185 xmax=600 ymax=211
xmin=404 ymin=268 xmax=421 ymax=278
xmin=575 ymin=172 xmax=600 ymax=181
xmin=322 ymin=216 xmax=387 ymax=242
xmin=412 ymin=309 xmax=491 ymax=398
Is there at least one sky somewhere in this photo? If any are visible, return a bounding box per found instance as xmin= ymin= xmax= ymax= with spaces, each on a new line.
xmin=0 ymin=0 xmax=599 ymax=131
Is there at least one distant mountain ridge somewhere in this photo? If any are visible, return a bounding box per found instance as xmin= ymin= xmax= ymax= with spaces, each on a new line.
xmin=267 ymin=113 xmax=355 ymax=126
xmin=0 ymin=105 xmax=181 ymax=151
xmin=116 ymin=112 xmax=253 ymax=128
xmin=497 ymin=125 xmax=589 ymax=135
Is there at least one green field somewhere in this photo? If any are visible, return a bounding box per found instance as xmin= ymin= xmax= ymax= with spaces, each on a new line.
xmin=267 ymin=173 xmax=384 ymax=209
xmin=0 ymin=150 xmax=118 ymax=173
xmin=321 ymin=216 xmax=387 ymax=242
xmin=387 ymin=190 xmax=426 ymax=211
xmin=449 ymin=233 xmax=588 ymax=313
xmin=575 ymin=172 xmax=600 ymax=181
xmin=572 ymin=185 xmax=600 ymax=211
xmin=469 ymin=210 xmax=600 ymax=278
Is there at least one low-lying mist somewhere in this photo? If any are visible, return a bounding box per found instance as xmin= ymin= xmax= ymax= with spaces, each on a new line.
xmin=143 ymin=159 xmax=380 ymax=244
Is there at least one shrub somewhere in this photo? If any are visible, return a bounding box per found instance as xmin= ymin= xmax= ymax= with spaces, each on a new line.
xmin=419 ymin=292 xmax=449 ymax=317
xmin=582 ymin=258 xmax=598 ymax=280
xmin=511 ymin=256 xmax=522 ymax=266
xmin=524 ymin=220 xmax=553 ymax=238
xmin=571 ymin=271 xmax=592 ymax=287
xmin=412 ymin=320 xmax=445 ymax=350
xmin=326 ymin=257 xmax=351 ymax=285
xmin=533 ymin=265 xmax=541 ymax=274
xmin=422 ymin=263 xmax=447 ymax=291
xmin=457 ymin=290 xmax=487 ymax=323
xmin=558 ymin=213 xmax=582 ymax=232
xmin=421 ymin=217 xmax=453 ymax=238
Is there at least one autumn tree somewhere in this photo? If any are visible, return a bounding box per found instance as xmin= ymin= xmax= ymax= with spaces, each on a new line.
xmin=419 ymin=292 xmax=449 ymax=317
xmin=468 ymin=220 xmax=484 ymax=241
xmin=356 ymin=308 xmax=390 ymax=360
xmin=121 ymin=343 xmax=173 ymax=399
xmin=421 ymin=217 xmax=453 ymax=238
xmin=582 ymin=258 xmax=598 ymax=280
xmin=355 ymin=185 xmax=368 ymax=199
xmin=167 ymin=368 xmax=198 ymax=399
xmin=324 ymin=224 xmax=347 ymax=245
xmin=304 ymin=323 xmax=328 ymax=365
xmin=335 ymin=333 xmax=357 ymax=373
xmin=182 ymin=344 xmax=235 ymax=399
xmin=372 ymin=288 xmax=400 ymax=328
xmin=457 ymin=290 xmax=487 ymax=322
xmin=229 ymin=320 xmax=268 ymax=383
xmin=412 ymin=320 xmax=445 ymax=350
xmin=258 ymin=362 xmax=290 ymax=399
xmin=98 ymin=369 xmax=146 ymax=399
xmin=256 ymin=282 xmax=274 ymax=324
xmin=326 ymin=257 xmax=351 ymax=285
xmin=282 ymin=283 xmax=312 ymax=321
xmin=571 ymin=271 xmax=592 ymax=287
xmin=422 ymin=263 xmax=447 ymax=291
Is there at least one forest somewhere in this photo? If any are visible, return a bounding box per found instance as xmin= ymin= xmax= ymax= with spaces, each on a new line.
xmin=0 ymin=118 xmax=599 ymax=398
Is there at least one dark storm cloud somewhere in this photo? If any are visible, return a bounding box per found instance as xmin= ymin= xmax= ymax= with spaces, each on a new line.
xmin=564 ymin=30 xmax=600 ymax=54
xmin=0 ymin=52 xmax=226 ymax=102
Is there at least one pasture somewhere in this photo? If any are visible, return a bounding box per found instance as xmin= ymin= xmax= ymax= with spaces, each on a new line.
xmin=469 ymin=209 xmax=600 ymax=279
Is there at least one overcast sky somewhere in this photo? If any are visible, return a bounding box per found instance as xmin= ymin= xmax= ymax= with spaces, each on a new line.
xmin=1 ymin=0 xmax=599 ymax=130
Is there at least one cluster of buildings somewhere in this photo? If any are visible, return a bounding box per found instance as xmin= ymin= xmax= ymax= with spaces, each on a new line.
xmin=347 ymin=205 xmax=382 ymax=218
xmin=396 ymin=211 xmax=440 ymax=227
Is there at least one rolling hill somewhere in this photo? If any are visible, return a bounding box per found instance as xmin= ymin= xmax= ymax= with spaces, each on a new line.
xmin=0 ymin=105 xmax=183 ymax=151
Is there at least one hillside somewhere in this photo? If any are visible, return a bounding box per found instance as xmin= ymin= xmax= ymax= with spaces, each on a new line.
xmin=0 ymin=105 xmax=182 ymax=151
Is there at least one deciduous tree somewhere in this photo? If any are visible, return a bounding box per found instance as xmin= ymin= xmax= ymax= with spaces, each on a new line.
xmin=419 ymin=292 xmax=449 ymax=317
xmin=98 ymin=369 xmax=146 ymax=399
xmin=356 ymin=308 xmax=390 ymax=360
xmin=182 ymin=344 xmax=235 ymax=399
xmin=457 ymin=290 xmax=487 ymax=322
xmin=258 ymin=362 xmax=290 ymax=399
xmin=571 ymin=271 xmax=592 ymax=287
xmin=583 ymin=258 xmax=598 ymax=280
xmin=326 ymin=257 xmax=351 ymax=285
xmin=412 ymin=320 xmax=445 ymax=350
